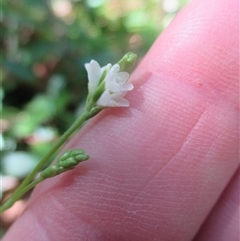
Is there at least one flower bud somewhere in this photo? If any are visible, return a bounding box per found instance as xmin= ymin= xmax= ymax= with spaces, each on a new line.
xmin=118 ymin=52 xmax=137 ymax=72
xmin=40 ymin=149 xmax=89 ymax=179
xmin=56 ymin=149 xmax=89 ymax=169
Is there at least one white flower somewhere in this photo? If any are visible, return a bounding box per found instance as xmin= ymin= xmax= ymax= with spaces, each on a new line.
xmin=85 ymin=60 xmax=134 ymax=107
xmin=85 ymin=60 xmax=110 ymax=96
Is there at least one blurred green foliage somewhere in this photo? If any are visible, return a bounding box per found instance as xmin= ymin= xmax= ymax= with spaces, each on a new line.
xmin=1 ymin=0 xmax=189 ymax=178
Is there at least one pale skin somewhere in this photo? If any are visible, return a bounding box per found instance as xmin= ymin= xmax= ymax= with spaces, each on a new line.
xmin=3 ymin=0 xmax=239 ymax=240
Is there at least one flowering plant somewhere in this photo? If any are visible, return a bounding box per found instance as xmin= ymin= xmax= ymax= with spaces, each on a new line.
xmin=85 ymin=60 xmax=133 ymax=107
xmin=0 ymin=52 xmax=137 ymax=213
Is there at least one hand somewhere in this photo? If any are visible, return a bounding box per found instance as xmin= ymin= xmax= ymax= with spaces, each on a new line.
xmin=3 ymin=0 xmax=238 ymax=240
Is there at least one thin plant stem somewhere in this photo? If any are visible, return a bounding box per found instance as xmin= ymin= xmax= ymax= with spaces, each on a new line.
xmin=0 ymin=52 xmax=136 ymax=214
xmin=0 ymin=177 xmax=44 ymax=213
xmin=21 ymin=111 xmax=89 ymax=187
xmin=0 ymin=110 xmax=91 ymax=213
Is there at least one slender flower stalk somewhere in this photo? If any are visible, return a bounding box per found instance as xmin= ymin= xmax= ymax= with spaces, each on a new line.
xmin=0 ymin=52 xmax=137 ymax=214
xmin=1 ymin=150 xmax=89 ymax=213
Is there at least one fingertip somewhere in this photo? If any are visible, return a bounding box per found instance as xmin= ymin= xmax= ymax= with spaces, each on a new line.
xmin=139 ymin=0 xmax=238 ymax=106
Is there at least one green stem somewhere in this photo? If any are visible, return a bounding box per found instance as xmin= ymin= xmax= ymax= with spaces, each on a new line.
xmin=0 ymin=177 xmax=44 ymax=213
xmin=0 ymin=110 xmax=91 ymax=213
xmin=20 ymin=111 xmax=89 ymax=189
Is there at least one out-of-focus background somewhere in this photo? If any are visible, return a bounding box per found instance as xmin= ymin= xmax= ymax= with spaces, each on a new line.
xmin=1 ymin=0 xmax=190 ymax=236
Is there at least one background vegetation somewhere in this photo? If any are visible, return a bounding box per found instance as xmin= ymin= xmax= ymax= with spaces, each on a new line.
xmin=1 ymin=0 xmax=190 ymax=234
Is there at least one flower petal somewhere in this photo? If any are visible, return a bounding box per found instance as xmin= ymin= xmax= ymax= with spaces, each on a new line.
xmin=96 ymin=90 xmax=130 ymax=107
xmin=85 ymin=60 xmax=102 ymax=95
xmin=104 ymin=71 xmax=120 ymax=92
xmin=85 ymin=59 xmax=133 ymax=108
xmin=110 ymin=92 xmax=130 ymax=107
xmin=96 ymin=90 xmax=112 ymax=107
xmin=116 ymin=72 xmax=129 ymax=85
xmin=114 ymin=97 xmax=130 ymax=107
xmin=120 ymin=82 xmax=134 ymax=91
xmin=109 ymin=64 xmax=120 ymax=74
